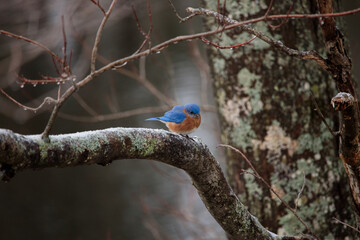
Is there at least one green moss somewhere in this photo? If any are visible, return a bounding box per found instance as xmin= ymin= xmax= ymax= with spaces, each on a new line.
xmin=279 ymin=209 xmax=306 ymax=234
xmin=216 ymin=34 xmax=237 ymax=59
xmin=237 ymin=68 xmax=260 ymax=87
xmin=237 ymin=68 xmax=263 ymax=114
xmin=277 ymin=56 xmax=289 ymax=67
xmin=230 ymin=119 xmax=256 ymax=149
xmin=244 ymin=172 xmax=263 ymax=198
xmin=142 ymin=138 xmax=156 ymax=156
xmin=216 ymin=88 xmax=226 ymax=106
xmin=263 ymin=51 xmax=275 ymax=69
xmin=228 ymin=0 xmax=266 ymax=19
xmin=213 ymin=58 xmax=226 ymax=78
xmin=38 ymin=142 xmax=48 ymax=159
xmin=296 ymin=121 xmax=333 ymax=154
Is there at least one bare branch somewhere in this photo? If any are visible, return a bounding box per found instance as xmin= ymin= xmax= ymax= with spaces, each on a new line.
xmin=269 ymin=3 xmax=293 ymax=29
xmin=0 ymin=88 xmax=56 ymax=112
xmin=185 ymin=7 xmax=360 ymax=23
xmin=61 ymin=16 xmax=69 ymax=73
xmin=218 ymin=144 xmax=320 ymax=240
xmin=90 ymin=0 xmax=117 ymax=73
xmin=11 ymin=4 xmax=358 ymax=142
xmin=42 ymin=0 xmax=117 ymax=140
xmin=264 ymin=0 xmax=274 ymax=18
xmin=167 ymin=0 xmax=185 ymax=22
xmin=331 ymin=92 xmax=360 ymax=214
xmin=90 ymin=0 xmax=106 ymax=15
xmin=294 ymin=172 xmax=306 ymax=212
xmin=0 ymin=127 xmax=309 ymax=240
xmin=200 ymin=35 xmax=257 ymax=49
xmin=132 ymin=5 xmax=147 ymax=36
xmin=333 ymin=217 xmax=360 ymax=234
xmin=131 ymin=0 xmax=153 ymax=55
xmin=185 ymin=7 xmax=330 ymax=70
xmin=310 ymin=91 xmax=340 ymax=137
xmin=0 ymin=30 xmax=62 ymax=63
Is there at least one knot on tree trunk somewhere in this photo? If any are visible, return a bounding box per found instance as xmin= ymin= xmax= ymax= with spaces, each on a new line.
xmin=331 ymin=92 xmax=354 ymax=111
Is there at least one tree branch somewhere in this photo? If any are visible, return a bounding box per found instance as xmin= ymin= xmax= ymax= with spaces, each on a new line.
xmin=185 ymin=7 xmax=329 ymax=70
xmin=0 ymin=128 xmax=310 ymax=240
xmin=331 ymin=92 xmax=360 ymax=214
xmin=317 ymin=0 xmax=360 ymax=215
xmin=91 ymin=0 xmax=117 ymax=73
xmin=7 ymin=4 xmax=358 ymax=139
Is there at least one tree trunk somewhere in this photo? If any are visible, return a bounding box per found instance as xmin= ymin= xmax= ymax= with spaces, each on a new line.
xmin=203 ymin=0 xmax=356 ymax=238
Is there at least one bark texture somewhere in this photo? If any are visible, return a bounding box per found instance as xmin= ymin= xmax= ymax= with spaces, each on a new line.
xmin=202 ymin=0 xmax=356 ymax=238
xmin=0 ymin=127 xmax=309 ymax=240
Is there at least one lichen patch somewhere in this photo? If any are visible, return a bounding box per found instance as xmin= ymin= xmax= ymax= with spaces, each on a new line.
xmin=251 ymin=124 xmax=298 ymax=161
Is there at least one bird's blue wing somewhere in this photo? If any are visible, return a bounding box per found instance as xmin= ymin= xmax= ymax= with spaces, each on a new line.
xmin=160 ymin=110 xmax=186 ymax=123
xmin=145 ymin=110 xmax=186 ymax=123
xmin=146 ymin=105 xmax=187 ymax=123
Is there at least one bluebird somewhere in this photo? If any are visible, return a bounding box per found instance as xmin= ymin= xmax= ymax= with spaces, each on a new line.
xmin=146 ymin=104 xmax=201 ymax=134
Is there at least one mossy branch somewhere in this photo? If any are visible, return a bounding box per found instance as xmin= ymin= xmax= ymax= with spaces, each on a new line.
xmin=0 ymin=127 xmax=313 ymax=240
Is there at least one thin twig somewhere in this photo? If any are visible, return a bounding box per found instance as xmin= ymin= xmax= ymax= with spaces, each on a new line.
xmin=61 ymin=16 xmax=68 ymax=72
xmin=90 ymin=0 xmax=106 ymax=15
xmin=267 ymin=2 xmax=294 ymax=30
xmin=186 ymin=7 xmax=360 ymax=23
xmin=185 ymin=7 xmax=330 ymax=70
xmin=68 ymin=25 xmax=176 ymax=108
xmin=131 ymin=0 xmax=153 ymax=55
xmin=310 ymin=91 xmax=340 ymax=137
xmin=12 ymin=5 xmax=358 ymax=140
xmin=167 ymin=0 xmax=184 ymax=22
xmin=264 ymin=0 xmax=274 ymax=17
xmin=43 ymin=6 xmax=360 ymax=139
xmin=0 ymin=30 xmax=64 ymax=76
xmin=42 ymin=0 xmax=117 ymax=140
xmin=333 ymin=217 xmax=360 ymax=234
xmin=16 ymin=74 xmax=66 ymax=86
xmin=90 ymin=0 xmax=117 ymax=73
xmin=145 ymin=0 xmax=152 ymax=51
xmin=294 ymin=171 xmax=306 ymax=212
xmin=0 ymin=30 xmax=62 ymax=63
xmin=200 ymin=35 xmax=257 ymax=49
xmin=132 ymin=5 xmax=147 ymax=36
xmin=0 ymin=88 xmax=56 ymax=112
xmin=218 ymin=144 xmax=320 ymax=240
xmin=1 ymin=20 xmax=73 ymax=86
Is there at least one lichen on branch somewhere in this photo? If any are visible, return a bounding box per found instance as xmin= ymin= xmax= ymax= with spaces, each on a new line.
xmin=0 ymin=127 xmax=311 ymax=240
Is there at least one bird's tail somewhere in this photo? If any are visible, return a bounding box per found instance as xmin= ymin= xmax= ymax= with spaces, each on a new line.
xmin=146 ymin=117 xmax=160 ymax=121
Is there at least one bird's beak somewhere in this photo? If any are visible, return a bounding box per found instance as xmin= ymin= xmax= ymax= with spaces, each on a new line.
xmin=195 ymin=114 xmax=200 ymax=118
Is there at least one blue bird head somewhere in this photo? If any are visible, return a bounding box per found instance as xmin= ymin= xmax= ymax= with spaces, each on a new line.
xmin=184 ymin=104 xmax=200 ymax=117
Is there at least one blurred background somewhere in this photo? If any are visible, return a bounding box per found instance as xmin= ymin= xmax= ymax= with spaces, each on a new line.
xmin=1 ymin=0 xmax=360 ymax=240
xmin=0 ymin=0 xmax=225 ymax=239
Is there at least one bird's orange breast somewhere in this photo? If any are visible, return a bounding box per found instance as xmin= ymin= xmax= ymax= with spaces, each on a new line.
xmin=166 ymin=111 xmax=201 ymax=134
